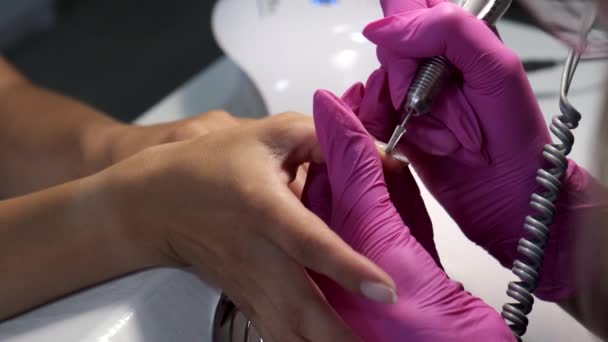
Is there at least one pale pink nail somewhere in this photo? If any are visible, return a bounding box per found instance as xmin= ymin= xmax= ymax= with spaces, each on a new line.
xmin=361 ymin=281 xmax=398 ymax=304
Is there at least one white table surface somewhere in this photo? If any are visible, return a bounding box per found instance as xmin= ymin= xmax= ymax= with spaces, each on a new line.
xmin=1 ymin=0 xmax=606 ymax=341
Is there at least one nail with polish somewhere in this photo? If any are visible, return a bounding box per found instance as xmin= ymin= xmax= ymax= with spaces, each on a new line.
xmin=361 ymin=281 xmax=398 ymax=304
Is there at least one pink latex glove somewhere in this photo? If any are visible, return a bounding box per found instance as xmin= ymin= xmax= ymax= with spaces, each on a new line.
xmin=360 ymin=0 xmax=608 ymax=301
xmin=301 ymin=87 xmax=515 ymax=341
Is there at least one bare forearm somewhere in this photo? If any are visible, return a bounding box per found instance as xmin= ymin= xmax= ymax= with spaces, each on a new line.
xmin=0 ymin=58 xmax=126 ymax=197
xmin=0 ymin=176 xmax=158 ymax=320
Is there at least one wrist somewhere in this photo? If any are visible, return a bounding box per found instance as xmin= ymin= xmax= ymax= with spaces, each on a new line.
xmin=92 ymin=152 xmax=185 ymax=270
xmin=80 ymin=120 xmax=130 ymax=176
xmin=74 ymin=174 xmax=166 ymax=271
xmin=0 ymin=175 xmax=164 ymax=317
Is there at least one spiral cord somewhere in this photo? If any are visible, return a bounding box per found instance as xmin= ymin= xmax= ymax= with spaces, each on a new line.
xmin=501 ymin=50 xmax=583 ymax=340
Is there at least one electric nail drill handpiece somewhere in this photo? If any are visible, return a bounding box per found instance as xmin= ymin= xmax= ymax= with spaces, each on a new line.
xmin=384 ymin=0 xmax=512 ymax=154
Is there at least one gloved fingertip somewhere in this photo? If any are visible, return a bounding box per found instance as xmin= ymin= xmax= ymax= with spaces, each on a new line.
xmin=313 ymin=89 xmax=344 ymax=120
xmin=362 ymin=16 xmax=398 ymax=44
xmin=312 ymin=88 xmax=333 ymax=105
xmin=342 ymin=82 xmax=365 ymax=98
xmin=363 ymin=68 xmax=386 ymax=97
xmin=341 ymin=82 xmax=365 ymax=113
xmin=313 ymin=89 xmax=370 ymax=153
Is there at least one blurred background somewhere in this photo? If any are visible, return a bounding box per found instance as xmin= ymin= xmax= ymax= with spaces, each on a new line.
xmin=1 ymin=0 xmax=222 ymax=122
xmin=1 ymin=0 xmax=534 ymax=123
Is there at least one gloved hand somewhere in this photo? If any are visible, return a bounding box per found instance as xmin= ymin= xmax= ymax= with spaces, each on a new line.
xmin=301 ymin=87 xmax=515 ymax=341
xmin=360 ymin=0 xmax=608 ymax=301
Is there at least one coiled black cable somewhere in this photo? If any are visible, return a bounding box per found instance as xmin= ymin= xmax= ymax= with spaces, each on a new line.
xmin=501 ymin=50 xmax=582 ymax=340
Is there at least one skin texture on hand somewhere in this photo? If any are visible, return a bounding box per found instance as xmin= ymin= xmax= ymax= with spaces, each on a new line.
xmin=0 ymin=57 xmax=254 ymax=198
xmin=361 ymin=0 xmax=608 ymax=302
xmin=302 ymin=88 xmax=514 ymax=341
xmin=105 ymin=110 xmax=245 ymax=164
xmin=97 ymin=113 xmax=402 ymax=342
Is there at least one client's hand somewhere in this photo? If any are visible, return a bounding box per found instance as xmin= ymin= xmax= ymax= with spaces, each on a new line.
xmin=302 ymin=88 xmax=514 ymax=341
xmin=96 ymin=113 xmax=399 ymax=342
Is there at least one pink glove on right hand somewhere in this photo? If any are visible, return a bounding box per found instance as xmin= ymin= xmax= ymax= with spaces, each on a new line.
xmin=362 ymin=0 xmax=608 ymax=301
xmin=302 ymin=88 xmax=514 ymax=341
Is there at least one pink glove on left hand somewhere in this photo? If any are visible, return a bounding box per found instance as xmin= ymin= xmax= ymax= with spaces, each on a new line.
xmin=302 ymin=87 xmax=515 ymax=341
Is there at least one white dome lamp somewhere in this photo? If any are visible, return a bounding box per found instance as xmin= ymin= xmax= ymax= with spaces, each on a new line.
xmin=212 ymin=0 xmax=383 ymax=116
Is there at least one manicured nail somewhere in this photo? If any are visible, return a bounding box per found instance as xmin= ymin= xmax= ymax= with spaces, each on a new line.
xmin=374 ymin=141 xmax=409 ymax=172
xmin=361 ymin=281 xmax=398 ymax=304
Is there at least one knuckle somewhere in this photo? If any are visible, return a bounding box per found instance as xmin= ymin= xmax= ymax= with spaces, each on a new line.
xmin=270 ymin=112 xmax=310 ymax=130
xmin=287 ymin=231 xmax=329 ymax=269
xmin=267 ymin=113 xmax=314 ymax=140
xmin=432 ymin=3 xmax=490 ymax=46
xmin=294 ymin=232 xmax=322 ymax=258
xmin=169 ymin=121 xmax=209 ymax=141
xmin=205 ymin=109 xmax=234 ymax=122
xmin=434 ymin=2 xmax=466 ymax=32
xmin=275 ymin=111 xmax=303 ymax=122
xmin=238 ymin=181 xmax=266 ymax=207
xmin=236 ymin=182 xmax=276 ymax=223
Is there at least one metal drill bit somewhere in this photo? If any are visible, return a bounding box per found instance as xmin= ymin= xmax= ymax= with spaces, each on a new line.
xmin=385 ymin=109 xmax=415 ymax=153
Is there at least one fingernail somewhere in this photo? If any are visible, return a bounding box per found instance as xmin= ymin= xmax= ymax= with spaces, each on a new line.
xmin=390 ymin=149 xmax=410 ymax=166
xmin=361 ymin=281 xmax=398 ymax=304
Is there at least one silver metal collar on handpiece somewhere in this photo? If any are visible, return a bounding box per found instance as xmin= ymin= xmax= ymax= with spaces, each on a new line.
xmin=384 ymin=0 xmax=512 ymax=154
